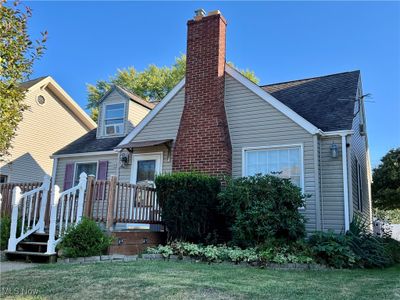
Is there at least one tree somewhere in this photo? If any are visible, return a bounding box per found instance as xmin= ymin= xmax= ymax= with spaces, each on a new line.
xmin=372 ymin=148 xmax=400 ymax=210
xmin=87 ymin=55 xmax=259 ymax=121
xmin=0 ymin=0 xmax=47 ymax=159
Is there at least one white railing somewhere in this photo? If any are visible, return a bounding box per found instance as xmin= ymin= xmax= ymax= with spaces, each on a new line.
xmin=7 ymin=176 xmax=51 ymax=251
xmin=46 ymin=172 xmax=87 ymax=254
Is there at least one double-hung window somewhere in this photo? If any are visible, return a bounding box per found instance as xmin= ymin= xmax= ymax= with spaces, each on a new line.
xmin=243 ymin=145 xmax=303 ymax=188
xmin=74 ymin=162 xmax=97 ymax=185
xmin=104 ymin=103 xmax=125 ymax=135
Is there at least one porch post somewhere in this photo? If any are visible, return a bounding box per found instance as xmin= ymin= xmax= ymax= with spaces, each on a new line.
xmin=106 ymin=176 xmax=117 ymax=231
xmin=84 ymin=175 xmax=95 ymax=218
xmin=37 ymin=175 xmax=51 ymax=233
xmin=7 ymin=187 xmax=22 ymax=251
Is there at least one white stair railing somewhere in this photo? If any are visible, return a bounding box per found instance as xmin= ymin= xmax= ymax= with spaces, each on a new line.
xmin=46 ymin=172 xmax=87 ymax=254
xmin=7 ymin=175 xmax=51 ymax=252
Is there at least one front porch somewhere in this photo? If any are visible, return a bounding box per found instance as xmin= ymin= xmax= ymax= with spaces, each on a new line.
xmin=0 ymin=174 xmax=166 ymax=261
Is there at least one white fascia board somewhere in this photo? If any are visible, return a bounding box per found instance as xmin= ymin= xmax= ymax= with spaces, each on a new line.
xmin=117 ymin=78 xmax=186 ymax=147
xmin=51 ymin=151 xmax=117 ymax=159
xmin=225 ymin=65 xmax=320 ymax=135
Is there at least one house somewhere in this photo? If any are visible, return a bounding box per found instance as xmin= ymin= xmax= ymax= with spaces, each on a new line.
xmin=51 ymin=85 xmax=155 ymax=190
xmin=0 ymin=77 xmax=96 ymax=183
xmin=52 ymin=9 xmax=372 ymax=233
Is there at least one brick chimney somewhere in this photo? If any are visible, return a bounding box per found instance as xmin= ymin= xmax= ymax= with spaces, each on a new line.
xmin=172 ymin=10 xmax=232 ymax=176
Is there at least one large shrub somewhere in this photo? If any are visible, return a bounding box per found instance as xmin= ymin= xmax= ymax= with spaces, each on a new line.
xmin=58 ymin=218 xmax=113 ymax=258
xmin=155 ymin=172 xmax=221 ymax=243
xmin=218 ymin=174 xmax=306 ymax=247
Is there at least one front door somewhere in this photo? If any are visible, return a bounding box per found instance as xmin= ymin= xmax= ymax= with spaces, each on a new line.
xmin=131 ymin=153 xmax=162 ymax=185
xmin=128 ymin=153 xmax=162 ymax=229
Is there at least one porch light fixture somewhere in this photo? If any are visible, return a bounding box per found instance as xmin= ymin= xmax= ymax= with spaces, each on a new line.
xmin=330 ymin=142 xmax=338 ymax=158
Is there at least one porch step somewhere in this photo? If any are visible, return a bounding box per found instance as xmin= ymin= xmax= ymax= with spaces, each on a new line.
xmin=4 ymin=250 xmax=57 ymax=263
xmin=19 ymin=241 xmax=47 ymax=246
xmin=18 ymin=241 xmax=48 ymax=253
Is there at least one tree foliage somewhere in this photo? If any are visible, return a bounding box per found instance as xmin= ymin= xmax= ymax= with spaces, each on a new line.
xmin=87 ymin=55 xmax=260 ymax=121
xmin=372 ymin=148 xmax=400 ymax=210
xmin=0 ymin=0 xmax=47 ymax=159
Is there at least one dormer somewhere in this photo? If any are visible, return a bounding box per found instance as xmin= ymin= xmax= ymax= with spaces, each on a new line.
xmin=96 ymin=85 xmax=155 ymax=139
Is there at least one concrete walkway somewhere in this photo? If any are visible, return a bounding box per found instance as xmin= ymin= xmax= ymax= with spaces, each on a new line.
xmin=0 ymin=261 xmax=39 ymax=273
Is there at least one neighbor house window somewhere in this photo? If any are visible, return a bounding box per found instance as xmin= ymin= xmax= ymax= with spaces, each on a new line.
xmin=0 ymin=175 xmax=8 ymax=183
xmin=74 ymin=162 xmax=97 ymax=185
xmin=244 ymin=146 xmax=303 ymax=188
xmin=104 ymin=103 xmax=125 ymax=135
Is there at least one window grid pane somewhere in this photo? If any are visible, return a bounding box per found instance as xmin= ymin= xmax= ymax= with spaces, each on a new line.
xmin=245 ymin=147 xmax=301 ymax=187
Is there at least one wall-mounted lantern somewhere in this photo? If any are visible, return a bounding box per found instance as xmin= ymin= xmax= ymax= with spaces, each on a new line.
xmin=330 ymin=142 xmax=338 ymax=158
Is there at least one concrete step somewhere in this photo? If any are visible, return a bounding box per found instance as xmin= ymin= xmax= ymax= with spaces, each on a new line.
xmin=5 ymin=250 xmax=57 ymax=263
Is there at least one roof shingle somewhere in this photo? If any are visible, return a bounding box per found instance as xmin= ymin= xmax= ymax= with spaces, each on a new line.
xmin=261 ymin=70 xmax=360 ymax=131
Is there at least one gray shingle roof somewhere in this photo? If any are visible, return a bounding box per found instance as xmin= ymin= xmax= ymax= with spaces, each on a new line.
xmin=261 ymin=70 xmax=360 ymax=132
xmin=53 ymin=129 xmax=123 ymax=155
xmin=19 ymin=76 xmax=48 ymax=90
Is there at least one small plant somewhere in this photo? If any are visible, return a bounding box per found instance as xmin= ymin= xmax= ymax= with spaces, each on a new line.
xmin=58 ymin=218 xmax=113 ymax=258
xmin=0 ymin=215 xmax=11 ymax=250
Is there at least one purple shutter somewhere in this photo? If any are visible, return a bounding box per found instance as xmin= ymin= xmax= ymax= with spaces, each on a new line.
xmin=97 ymin=161 xmax=108 ymax=180
xmin=63 ymin=163 xmax=74 ymax=190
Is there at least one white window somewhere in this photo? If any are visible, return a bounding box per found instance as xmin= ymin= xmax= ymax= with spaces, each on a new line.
xmin=104 ymin=103 xmax=125 ymax=135
xmin=74 ymin=162 xmax=97 ymax=185
xmin=243 ymin=145 xmax=303 ymax=188
xmin=356 ymin=160 xmax=363 ymax=212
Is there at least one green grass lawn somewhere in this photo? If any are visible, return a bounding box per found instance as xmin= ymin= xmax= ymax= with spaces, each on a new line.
xmin=1 ymin=260 xmax=399 ymax=299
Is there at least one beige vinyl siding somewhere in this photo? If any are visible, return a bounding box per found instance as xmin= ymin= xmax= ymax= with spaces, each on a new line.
xmin=134 ymin=88 xmax=185 ymax=142
xmin=350 ymin=92 xmax=371 ymax=223
xmin=54 ymin=154 xmax=118 ymax=190
xmin=224 ymin=75 xmax=318 ymax=232
xmin=0 ymin=87 xmax=90 ymax=183
xmin=97 ymin=90 xmax=129 ymax=139
xmin=319 ymin=136 xmax=345 ymax=232
xmin=127 ymin=101 xmax=151 ymax=132
xmin=118 ymin=145 xmax=171 ymax=183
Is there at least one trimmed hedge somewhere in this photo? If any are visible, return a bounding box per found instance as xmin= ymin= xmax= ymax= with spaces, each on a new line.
xmin=155 ymin=172 xmax=221 ymax=243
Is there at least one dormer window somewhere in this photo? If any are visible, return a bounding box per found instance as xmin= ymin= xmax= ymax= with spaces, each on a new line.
xmin=104 ymin=103 xmax=125 ymax=135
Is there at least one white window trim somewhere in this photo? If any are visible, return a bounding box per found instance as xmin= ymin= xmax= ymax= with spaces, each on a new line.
xmin=242 ymin=144 xmax=305 ymax=192
xmin=0 ymin=174 xmax=9 ymax=184
xmin=130 ymin=152 xmax=163 ymax=184
xmin=356 ymin=159 xmax=363 ymax=212
xmin=104 ymin=102 xmax=125 ymax=136
xmin=73 ymin=161 xmax=98 ymax=184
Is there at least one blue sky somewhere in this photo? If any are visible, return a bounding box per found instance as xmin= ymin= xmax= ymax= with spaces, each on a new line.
xmin=25 ymin=1 xmax=400 ymax=167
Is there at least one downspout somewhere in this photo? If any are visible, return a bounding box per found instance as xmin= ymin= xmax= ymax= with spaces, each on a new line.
xmin=341 ymin=134 xmax=350 ymax=232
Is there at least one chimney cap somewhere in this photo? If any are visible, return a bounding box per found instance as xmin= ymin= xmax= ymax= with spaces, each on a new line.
xmin=194 ymin=8 xmax=206 ymax=19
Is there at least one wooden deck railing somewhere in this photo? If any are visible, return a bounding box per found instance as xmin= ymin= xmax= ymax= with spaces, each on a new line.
xmin=83 ymin=176 xmax=162 ymax=228
xmin=1 ymin=176 xmax=162 ymax=229
xmin=1 ymin=182 xmax=43 ymax=217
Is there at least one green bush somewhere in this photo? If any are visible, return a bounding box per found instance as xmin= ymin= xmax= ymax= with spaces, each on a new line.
xmin=346 ymin=216 xmax=393 ymax=268
xmin=259 ymin=241 xmax=314 ymax=264
xmin=155 ymin=172 xmax=221 ymax=243
xmin=0 ymin=215 xmax=11 ymax=250
xmin=308 ymin=231 xmax=357 ymax=268
xmin=218 ymin=174 xmax=306 ymax=247
xmin=58 ymin=218 xmax=113 ymax=258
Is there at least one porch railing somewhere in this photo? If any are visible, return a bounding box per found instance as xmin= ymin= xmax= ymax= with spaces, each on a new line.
xmin=83 ymin=176 xmax=162 ymax=229
xmin=46 ymin=173 xmax=87 ymax=254
xmin=0 ymin=182 xmax=43 ymax=216
xmin=7 ymin=176 xmax=51 ymax=251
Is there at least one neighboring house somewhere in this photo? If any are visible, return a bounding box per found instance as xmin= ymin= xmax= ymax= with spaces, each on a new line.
xmin=52 ymin=10 xmax=372 ymax=233
xmin=52 ymin=85 xmax=155 ymax=190
xmin=0 ymin=77 xmax=96 ymax=183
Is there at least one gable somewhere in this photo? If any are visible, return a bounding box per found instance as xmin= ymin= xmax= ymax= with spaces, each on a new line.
xmin=133 ymin=87 xmax=185 ymax=142
xmin=97 ymin=89 xmax=129 ymax=139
